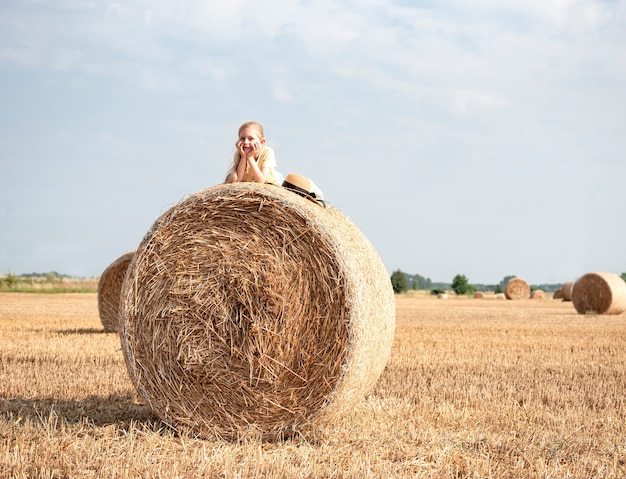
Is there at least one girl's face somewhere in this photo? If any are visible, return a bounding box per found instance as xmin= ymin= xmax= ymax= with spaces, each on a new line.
xmin=238 ymin=127 xmax=265 ymax=155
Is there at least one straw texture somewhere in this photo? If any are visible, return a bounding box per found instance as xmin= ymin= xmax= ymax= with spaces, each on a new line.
xmin=504 ymin=277 xmax=530 ymax=300
xmin=530 ymin=290 xmax=545 ymax=300
xmin=119 ymin=183 xmax=395 ymax=440
xmin=553 ymin=289 xmax=564 ymax=300
xmin=571 ymin=272 xmax=626 ymax=315
xmin=97 ymin=251 xmax=134 ymax=333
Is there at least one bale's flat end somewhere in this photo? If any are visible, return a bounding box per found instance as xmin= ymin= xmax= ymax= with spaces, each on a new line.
xmin=120 ymin=183 xmax=395 ymax=440
xmin=572 ymin=272 xmax=626 ymax=315
xmin=504 ymin=277 xmax=530 ymax=300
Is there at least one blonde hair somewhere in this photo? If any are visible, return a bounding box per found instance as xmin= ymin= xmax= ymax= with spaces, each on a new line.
xmin=238 ymin=121 xmax=264 ymax=139
xmin=224 ymin=121 xmax=266 ymax=183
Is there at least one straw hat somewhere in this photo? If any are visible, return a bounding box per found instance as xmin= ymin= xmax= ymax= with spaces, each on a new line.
xmin=282 ymin=173 xmax=325 ymax=205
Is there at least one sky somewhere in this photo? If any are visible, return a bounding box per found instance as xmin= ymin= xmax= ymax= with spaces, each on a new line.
xmin=1 ymin=0 xmax=625 ymax=285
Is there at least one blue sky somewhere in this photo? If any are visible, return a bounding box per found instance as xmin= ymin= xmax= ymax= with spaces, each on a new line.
xmin=1 ymin=0 xmax=625 ymax=285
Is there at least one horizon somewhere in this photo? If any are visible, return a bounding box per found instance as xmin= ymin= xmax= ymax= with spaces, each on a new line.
xmin=0 ymin=269 xmax=602 ymax=288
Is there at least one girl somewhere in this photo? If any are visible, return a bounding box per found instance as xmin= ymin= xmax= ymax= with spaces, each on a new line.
xmin=224 ymin=121 xmax=283 ymax=185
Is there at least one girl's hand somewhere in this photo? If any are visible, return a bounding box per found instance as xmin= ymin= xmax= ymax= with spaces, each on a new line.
xmin=236 ymin=140 xmax=246 ymax=157
xmin=247 ymin=141 xmax=260 ymax=160
xmin=237 ymin=139 xmax=260 ymax=160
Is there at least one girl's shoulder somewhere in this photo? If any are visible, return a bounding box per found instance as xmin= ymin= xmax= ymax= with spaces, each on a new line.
xmin=259 ymin=146 xmax=277 ymax=168
xmin=260 ymin=145 xmax=275 ymax=159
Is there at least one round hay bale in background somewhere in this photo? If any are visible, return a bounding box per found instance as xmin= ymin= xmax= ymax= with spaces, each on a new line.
xmin=571 ymin=272 xmax=626 ymax=315
xmin=561 ymin=282 xmax=574 ymax=301
xmin=504 ymin=277 xmax=530 ymax=300
xmin=473 ymin=292 xmax=486 ymax=299
xmin=552 ymin=289 xmax=564 ymax=300
xmin=495 ymin=293 xmax=506 ymax=300
xmin=530 ymin=290 xmax=545 ymax=300
xmin=437 ymin=293 xmax=448 ymax=299
xmin=97 ymin=251 xmax=134 ymax=333
xmin=120 ymin=183 xmax=396 ymax=440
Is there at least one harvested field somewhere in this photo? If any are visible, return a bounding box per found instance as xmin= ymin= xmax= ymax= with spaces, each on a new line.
xmin=1 ymin=292 xmax=625 ymax=478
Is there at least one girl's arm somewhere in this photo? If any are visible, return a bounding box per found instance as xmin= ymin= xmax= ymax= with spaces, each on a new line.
xmin=246 ymin=157 xmax=269 ymax=183
xmin=244 ymin=142 xmax=272 ymax=183
xmin=234 ymin=140 xmax=248 ymax=182
xmin=235 ymin=153 xmax=247 ymax=182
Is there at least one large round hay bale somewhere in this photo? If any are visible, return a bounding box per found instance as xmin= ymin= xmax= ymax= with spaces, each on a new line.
xmin=561 ymin=282 xmax=574 ymax=301
xmin=504 ymin=277 xmax=530 ymax=300
xmin=571 ymin=272 xmax=626 ymax=315
xmin=530 ymin=290 xmax=545 ymax=300
xmin=119 ymin=183 xmax=396 ymax=440
xmin=97 ymin=251 xmax=134 ymax=333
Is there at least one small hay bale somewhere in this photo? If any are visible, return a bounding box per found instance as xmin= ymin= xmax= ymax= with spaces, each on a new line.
xmin=571 ymin=272 xmax=626 ymax=315
xmin=473 ymin=292 xmax=486 ymax=299
xmin=552 ymin=289 xmax=564 ymax=300
xmin=120 ymin=183 xmax=396 ymax=440
xmin=530 ymin=290 xmax=545 ymax=300
xmin=437 ymin=293 xmax=448 ymax=299
xmin=561 ymin=282 xmax=574 ymax=301
xmin=504 ymin=277 xmax=530 ymax=300
xmin=495 ymin=293 xmax=506 ymax=300
xmin=97 ymin=251 xmax=134 ymax=333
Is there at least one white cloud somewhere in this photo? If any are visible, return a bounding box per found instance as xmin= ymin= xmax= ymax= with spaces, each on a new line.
xmin=1 ymin=0 xmax=626 ymax=280
xmin=2 ymin=0 xmax=623 ymax=102
xmin=451 ymin=88 xmax=508 ymax=116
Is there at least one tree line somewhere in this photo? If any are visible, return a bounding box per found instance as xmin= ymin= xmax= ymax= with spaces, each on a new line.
xmin=390 ymin=270 xmax=626 ymax=295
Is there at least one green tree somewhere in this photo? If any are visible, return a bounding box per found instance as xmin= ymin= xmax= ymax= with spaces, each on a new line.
xmin=3 ymin=273 xmax=18 ymax=289
xmin=621 ymin=272 xmax=626 ymax=283
xmin=410 ymin=273 xmax=431 ymax=290
xmin=46 ymin=271 xmax=61 ymax=284
xmin=390 ymin=269 xmax=409 ymax=293
xmin=451 ymin=274 xmax=475 ymax=295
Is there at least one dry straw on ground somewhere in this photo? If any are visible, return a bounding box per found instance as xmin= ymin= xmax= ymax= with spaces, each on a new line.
xmin=571 ymin=272 xmax=626 ymax=315
xmin=504 ymin=277 xmax=530 ymax=300
xmin=97 ymin=251 xmax=134 ymax=333
xmin=561 ymin=282 xmax=574 ymax=301
xmin=119 ymin=183 xmax=396 ymax=440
